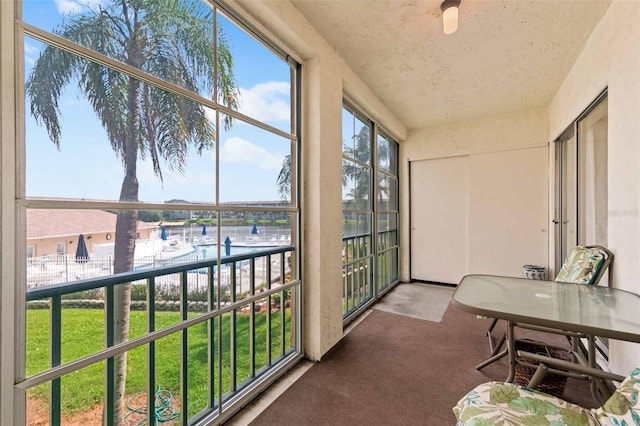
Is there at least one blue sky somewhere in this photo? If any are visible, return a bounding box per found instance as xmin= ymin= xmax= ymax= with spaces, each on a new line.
xmin=23 ymin=0 xmax=292 ymax=204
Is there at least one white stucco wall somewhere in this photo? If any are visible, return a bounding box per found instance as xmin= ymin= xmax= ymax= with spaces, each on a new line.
xmin=233 ymin=0 xmax=407 ymax=360
xmin=233 ymin=0 xmax=640 ymax=372
xmin=548 ymin=0 xmax=640 ymax=374
xmin=400 ymin=108 xmax=549 ymax=282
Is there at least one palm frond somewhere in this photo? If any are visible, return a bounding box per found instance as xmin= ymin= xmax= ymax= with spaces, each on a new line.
xmin=26 ymin=46 xmax=79 ymax=148
xmin=80 ymin=61 xmax=129 ymax=158
xmin=27 ymin=0 xmax=238 ymax=181
xmin=277 ymin=154 xmax=292 ymax=200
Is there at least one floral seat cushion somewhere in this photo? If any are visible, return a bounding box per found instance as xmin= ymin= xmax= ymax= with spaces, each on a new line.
xmin=555 ymin=245 xmax=607 ymax=284
xmin=452 ymin=381 xmax=598 ymax=425
xmin=453 ymin=367 xmax=640 ymax=426
xmin=593 ymin=367 xmax=640 ymax=425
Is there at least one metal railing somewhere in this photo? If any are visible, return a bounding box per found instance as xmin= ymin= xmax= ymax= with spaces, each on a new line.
xmin=20 ymin=246 xmax=300 ymax=425
xmin=342 ymin=230 xmax=399 ymax=319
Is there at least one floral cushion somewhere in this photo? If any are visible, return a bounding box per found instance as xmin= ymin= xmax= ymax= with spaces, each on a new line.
xmin=452 ymin=381 xmax=598 ymax=425
xmin=555 ymin=246 xmax=606 ymax=284
xmin=593 ymin=367 xmax=640 ymax=425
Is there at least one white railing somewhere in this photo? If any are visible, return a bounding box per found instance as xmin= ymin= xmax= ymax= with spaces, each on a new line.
xmin=27 ymin=253 xmax=202 ymax=288
xmin=26 ymin=249 xmax=286 ymax=300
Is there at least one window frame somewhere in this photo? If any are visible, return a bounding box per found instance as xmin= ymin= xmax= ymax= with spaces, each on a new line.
xmin=341 ymin=100 xmax=400 ymax=323
xmin=10 ymin=1 xmax=303 ymax=423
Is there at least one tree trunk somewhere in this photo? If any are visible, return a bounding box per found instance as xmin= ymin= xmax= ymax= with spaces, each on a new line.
xmin=111 ymin=208 xmax=137 ymax=423
xmin=108 ymin=65 xmax=141 ymax=424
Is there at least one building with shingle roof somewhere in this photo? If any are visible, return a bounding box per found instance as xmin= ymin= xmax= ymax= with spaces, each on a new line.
xmin=27 ymin=209 xmax=156 ymax=258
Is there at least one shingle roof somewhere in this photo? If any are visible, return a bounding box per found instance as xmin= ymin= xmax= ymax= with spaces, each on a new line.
xmin=27 ymin=209 xmax=156 ymax=239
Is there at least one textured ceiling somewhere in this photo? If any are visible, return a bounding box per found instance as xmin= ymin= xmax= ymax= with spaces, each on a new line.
xmin=291 ymin=0 xmax=611 ymax=131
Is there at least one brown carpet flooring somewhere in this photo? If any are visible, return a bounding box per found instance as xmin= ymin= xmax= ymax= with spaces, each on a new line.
xmin=247 ymin=305 xmax=598 ymax=425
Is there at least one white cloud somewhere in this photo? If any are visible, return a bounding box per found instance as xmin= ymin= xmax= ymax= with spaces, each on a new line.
xmin=24 ymin=42 xmax=41 ymax=68
xmin=237 ymin=81 xmax=290 ymax=123
xmin=220 ymin=137 xmax=283 ymax=171
xmin=54 ymin=0 xmax=103 ymax=15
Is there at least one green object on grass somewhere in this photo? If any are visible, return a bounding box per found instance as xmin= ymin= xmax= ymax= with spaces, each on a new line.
xmin=124 ymin=385 xmax=179 ymax=425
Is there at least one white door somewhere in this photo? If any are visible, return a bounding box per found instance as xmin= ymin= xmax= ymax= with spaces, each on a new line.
xmin=410 ymin=156 xmax=469 ymax=284
xmin=468 ymin=148 xmax=548 ymax=277
xmin=410 ymin=148 xmax=548 ymax=284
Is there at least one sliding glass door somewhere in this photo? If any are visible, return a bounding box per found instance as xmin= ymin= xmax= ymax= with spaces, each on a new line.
xmin=555 ymin=127 xmax=577 ymax=270
xmin=555 ymin=92 xmax=608 ymax=276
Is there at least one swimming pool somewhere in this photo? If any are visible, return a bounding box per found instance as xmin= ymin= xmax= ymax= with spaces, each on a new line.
xmin=195 ymin=244 xmax=277 ymax=259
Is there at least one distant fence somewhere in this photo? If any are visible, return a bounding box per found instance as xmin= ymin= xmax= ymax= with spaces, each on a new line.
xmin=26 ymin=248 xmax=285 ymax=301
xmin=25 ymin=250 xmax=214 ymax=289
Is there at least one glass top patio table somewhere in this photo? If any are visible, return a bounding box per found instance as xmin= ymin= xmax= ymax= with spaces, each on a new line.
xmin=452 ymin=274 xmax=640 ymax=343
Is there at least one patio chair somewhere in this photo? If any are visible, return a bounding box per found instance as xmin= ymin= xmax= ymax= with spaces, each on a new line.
xmin=481 ymin=245 xmax=613 ymax=368
xmin=453 ymin=365 xmax=639 ymax=425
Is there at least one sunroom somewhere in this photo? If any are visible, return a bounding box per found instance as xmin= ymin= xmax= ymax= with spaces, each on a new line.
xmin=0 ymin=0 xmax=639 ymax=425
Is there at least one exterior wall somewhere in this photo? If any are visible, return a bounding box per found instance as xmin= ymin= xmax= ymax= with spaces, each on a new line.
xmin=29 ymin=228 xmax=154 ymax=258
xmin=548 ymin=0 xmax=640 ymax=374
xmin=234 ymin=0 xmax=407 ymax=360
xmin=400 ymin=108 xmax=549 ymax=282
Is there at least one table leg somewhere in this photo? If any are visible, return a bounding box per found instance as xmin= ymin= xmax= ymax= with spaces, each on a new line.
xmin=506 ymin=321 xmax=516 ymax=382
xmin=587 ymin=335 xmax=613 ymax=402
xmin=475 ymin=320 xmax=517 ymax=381
xmin=588 ymin=335 xmax=597 ymax=398
xmin=475 ymin=348 xmax=508 ymax=370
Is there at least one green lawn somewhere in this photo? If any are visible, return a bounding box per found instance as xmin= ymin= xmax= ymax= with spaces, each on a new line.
xmin=26 ymin=308 xmax=292 ymax=419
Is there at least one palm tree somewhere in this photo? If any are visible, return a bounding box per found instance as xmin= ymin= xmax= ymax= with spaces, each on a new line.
xmin=276 ymin=154 xmax=292 ymax=200
xmin=276 ymin=126 xmax=386 ymax=204
xmin=342 ymin=126 xmax=373 ymax=210
xmin=26 ymin=0 xmax=238 ymax=422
